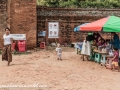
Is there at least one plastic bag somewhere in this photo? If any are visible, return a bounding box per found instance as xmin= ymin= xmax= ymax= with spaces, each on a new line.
xmin=109 ymin=50 xmax=114 ymax=56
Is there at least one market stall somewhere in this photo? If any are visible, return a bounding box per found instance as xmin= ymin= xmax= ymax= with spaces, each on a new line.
xmin=73 ymin=23 xmax=89 ymax=54
xmin=79 ymin=16 xmax=120 ymax=66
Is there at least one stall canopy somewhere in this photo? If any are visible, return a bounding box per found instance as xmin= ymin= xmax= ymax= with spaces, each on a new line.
xmin=80 ymin=17 xmax=108 ymax=31
xmin=74 ymin=23 xmax=89 ymax=32
xmin=103 ymin=16 xmax=120 ymax=32
xmin=80 ymin=16 xmax=120 ymax=32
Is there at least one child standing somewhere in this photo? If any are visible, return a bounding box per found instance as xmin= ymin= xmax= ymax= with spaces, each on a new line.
xmin=111 ymin=48 xmax=119 ymax=71
xmin=56 ymin=43 xmax=62 ymax=60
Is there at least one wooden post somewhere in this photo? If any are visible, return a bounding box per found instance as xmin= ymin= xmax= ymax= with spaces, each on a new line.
xmin=55 ymin=38 xmax=56 ymax=44
xmin=58 ymin=19 xmax=61 ymax=44
xmin=111 ymin=33 xmax=113 ymax=49
xmin=46 ymin=19 xmax=48 ymax=50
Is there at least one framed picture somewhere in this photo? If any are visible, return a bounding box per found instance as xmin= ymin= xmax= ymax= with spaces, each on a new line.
xmin=48 ymin=22 xmax=59 ymax=38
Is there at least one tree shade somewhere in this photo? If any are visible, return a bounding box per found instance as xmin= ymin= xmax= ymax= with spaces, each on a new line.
xmin=37 ymin=0 xmax=120 ymax=8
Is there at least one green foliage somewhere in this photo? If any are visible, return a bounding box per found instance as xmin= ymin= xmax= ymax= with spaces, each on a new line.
xmin=37 ymin=0 xmax=120 ymax=8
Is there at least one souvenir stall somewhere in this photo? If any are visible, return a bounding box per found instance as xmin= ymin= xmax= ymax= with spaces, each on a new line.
xmin=74 ymin=23 xmax=89 ymax=54
xmin=80 ymin=16 xmax=120 ymax=67
xmin=80 ymin=17 xmax=108 ymax=61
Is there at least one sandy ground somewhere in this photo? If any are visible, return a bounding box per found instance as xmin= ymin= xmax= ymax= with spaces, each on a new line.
xmin=0 ymin=47 xmax=120 ymax=90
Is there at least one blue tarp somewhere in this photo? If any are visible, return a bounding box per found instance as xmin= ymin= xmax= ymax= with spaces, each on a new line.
xmin=38 ymin=31 xmax=46 ymax=36
xmin=74 ymin=23 xmax=89 ymax=32
xmin=75 ymin=42 xmax=83 ymax=50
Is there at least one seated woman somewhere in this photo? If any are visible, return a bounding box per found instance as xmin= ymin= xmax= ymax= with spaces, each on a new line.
xmin=97 ymin=37 xmax=106 ymax=50
xmin=101 ymin=38 xmax=106 ymax=47
xmin=93 ymin=32 xmax=101 ymax=42
xmin=97 ymin=37 xmax=102 ymax=46
xmin=93 ymin=34 xmax=98 ymax=46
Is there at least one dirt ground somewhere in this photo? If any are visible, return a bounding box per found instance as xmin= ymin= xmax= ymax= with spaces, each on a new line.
xmin=0 ymin=47 xmax=120 ymax=90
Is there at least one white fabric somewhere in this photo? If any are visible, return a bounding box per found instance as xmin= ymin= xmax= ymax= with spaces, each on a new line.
xmin=56 ymin=47 xmax=62 ymax=55
xmin=81 ymin=40 xmax=91 ymax=56
xmin=109 ymin=50 xmax=114 ymax=56
xmin=81 ymin=40 xmax=87 ymax=55
xmin=3 ymin=34 xmax=13 ymax=45
xmin=75 ymin=42 xmax=83 ymax=50
xmin=86 ymin=41 xmax=91 ymax=56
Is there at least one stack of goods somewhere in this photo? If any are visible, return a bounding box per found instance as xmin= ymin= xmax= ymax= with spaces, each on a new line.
xmin=109 ymin=50 xmax=114 ymax=56
xmin=101 ymin=48 xmax=107 ymax=53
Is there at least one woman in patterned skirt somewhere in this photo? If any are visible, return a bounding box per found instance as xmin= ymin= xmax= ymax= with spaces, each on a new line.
xmin=2 ymin=28 xmax=13 ymax=66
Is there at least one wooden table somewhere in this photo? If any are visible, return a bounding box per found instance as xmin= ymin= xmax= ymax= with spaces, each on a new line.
xmin=93 ymin=49 xmax=99 ymax=53
xmin=99 ymin=52 xmax=108 ymax=55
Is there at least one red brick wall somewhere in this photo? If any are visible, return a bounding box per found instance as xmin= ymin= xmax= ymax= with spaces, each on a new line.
xmin=10 ymin=0 xmax=37 ymax=48
xmin=0 ymin=0 xmax=7 ymax=49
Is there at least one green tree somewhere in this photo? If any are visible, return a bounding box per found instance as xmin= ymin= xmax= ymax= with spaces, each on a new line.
xmin=37 ymin=0 xmax=120 ymax=8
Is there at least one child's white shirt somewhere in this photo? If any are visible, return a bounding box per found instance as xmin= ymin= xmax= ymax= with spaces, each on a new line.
xmin=56 ymin=47 xmax=62 ymax=55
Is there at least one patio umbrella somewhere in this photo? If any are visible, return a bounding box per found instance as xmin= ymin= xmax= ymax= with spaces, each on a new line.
xmin=80 ymin=16 xmax=120 ymax=32
xmin=74 ymin=23 xmax=89 ymax=32
xmin=103 ymin=16 xmax=120 ymax=32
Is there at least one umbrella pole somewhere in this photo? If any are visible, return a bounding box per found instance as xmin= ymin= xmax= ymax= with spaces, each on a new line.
xmin=110 ymin=33 xmax=113 ymax=50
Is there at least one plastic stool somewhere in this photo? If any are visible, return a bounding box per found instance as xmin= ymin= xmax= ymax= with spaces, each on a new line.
xmin=94 ymin=52 xmax=101 ymax=63
xmin=90 ymin=50 xmax=95 ymax=61
xmin=40 ymin=42 xmax=45 ymax=49
xmin=18 ymin=40 xmax=26 ymax=52
xmin=101 ymin=55 xmax=107 ymax=65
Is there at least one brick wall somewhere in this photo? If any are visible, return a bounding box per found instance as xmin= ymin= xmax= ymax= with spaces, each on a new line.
xmin=0 ymin=0 xmax=7 ymax=49
xmin=37 ymin=7 xmax=120 ymax=44
xmin=1 ymin=1 xmax=120 ymax=49
xmin=10 ymin=0 xmax=37 ymax=48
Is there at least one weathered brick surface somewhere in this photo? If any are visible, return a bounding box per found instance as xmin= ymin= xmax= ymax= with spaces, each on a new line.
xmin=0 ymin=0 xmax=37 ymax=49
xmin=0 ymin=0 xmax=7 ymax=49
xmin=37 ymin=7 xmax=120 ymax=44
xmin=10 ymin=0 xmax=37 ymax=48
